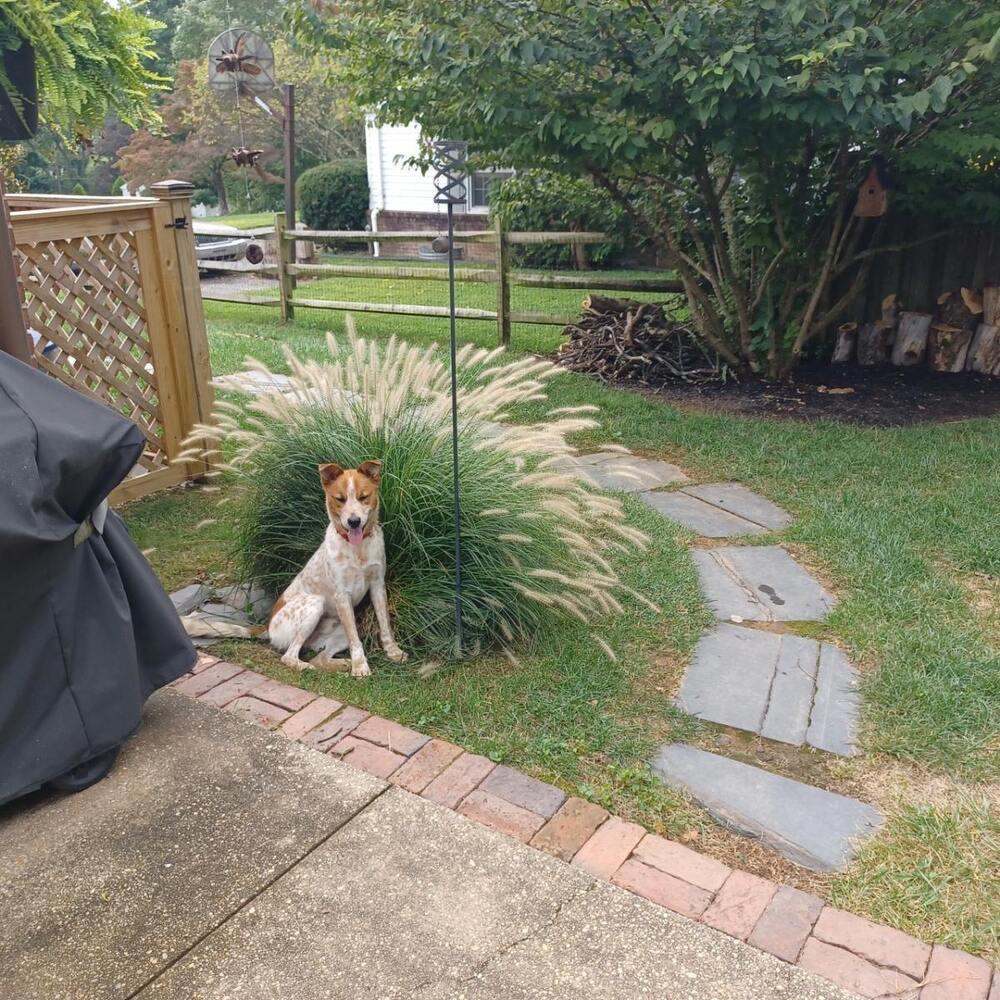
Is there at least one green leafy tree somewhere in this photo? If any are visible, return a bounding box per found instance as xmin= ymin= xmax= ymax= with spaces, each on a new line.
xmin=1 ymin=0 xmax=162 ymax=134
xmin=296 ymin=0 xmax=1000 ymax=374
xmin=489 ymin=170 xmax=629 ymax=269
xmin=170 ymin=0 xmax=287 ymax=62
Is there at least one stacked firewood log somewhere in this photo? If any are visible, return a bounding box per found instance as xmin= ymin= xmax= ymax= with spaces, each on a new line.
xmin=832 ymin=286 xmax=1000 ymax=375
xmin=557 ymin=295 xmax=728 ymax=384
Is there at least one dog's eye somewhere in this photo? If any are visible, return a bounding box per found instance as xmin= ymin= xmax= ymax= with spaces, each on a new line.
xmin=358 ymin=493 xmax=370 ymax=501
xmin=334 ymin=495 xmax=347 ymax=503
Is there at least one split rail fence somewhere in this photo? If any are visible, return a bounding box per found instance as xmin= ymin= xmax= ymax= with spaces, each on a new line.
xmin=6 ymin=184 xmax=214 ymax=503
xmin=199 ymin=213 xmax=683 ymax=347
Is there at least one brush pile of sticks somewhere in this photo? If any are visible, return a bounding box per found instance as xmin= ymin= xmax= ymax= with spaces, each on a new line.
xmin=557 ymin=295 xmax=729 ymax=385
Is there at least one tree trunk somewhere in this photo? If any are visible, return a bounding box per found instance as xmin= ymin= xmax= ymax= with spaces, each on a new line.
xmin=857 ymin=321 xmax=894 ymax=366
xmin=928 ymin=324 xmax=973 ymax=372
xmin=831 ymin=322 xmax=857 ymax=364
xmin=213 ymin=167 xmax=229 ymax=215
xmin=966 ymin=324 xmax=1000 ymax=375
xmin=891 ymin=311 xmax=931 ymax=367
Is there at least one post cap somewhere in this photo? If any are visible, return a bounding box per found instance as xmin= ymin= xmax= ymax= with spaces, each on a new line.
xmin=150 ymin=179 xmax=196 ymax=195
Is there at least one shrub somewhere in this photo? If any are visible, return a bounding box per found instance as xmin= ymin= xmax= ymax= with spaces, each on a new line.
xmin=490 ymin=169 xmax=630 ymax=269
xmin=192 ymin=186 xmax=218 ymax=207
xmin=185 ymin=324 xmax=650 ymax=663
xmin=297 ymin=160 xmax=369 ymax=233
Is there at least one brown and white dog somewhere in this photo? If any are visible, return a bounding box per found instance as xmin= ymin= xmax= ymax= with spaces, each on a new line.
xmin=267 ymin=460 xmax=407 ymax=677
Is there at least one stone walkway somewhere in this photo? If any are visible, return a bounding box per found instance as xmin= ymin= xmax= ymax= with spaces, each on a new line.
xmin=153 ymin=653 xmax=997 ymax=1000
xmin=604 ymin=455 xmax=871 ymax=868
xmin=651 ymin=746 xmax=882 ymax=872
xmin=552 ymin=450 xmax=690 ymax=492
xmin=691 ymin=545 xmax=837 ymax=622
xmin=678 ymin=625 xmax=859 ymax=756
xmin=642 ymin=482 xmax=792 ymax=537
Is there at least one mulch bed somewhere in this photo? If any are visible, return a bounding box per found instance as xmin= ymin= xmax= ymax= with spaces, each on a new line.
xmin=630 ymin=363 xmax=1000 ymax=427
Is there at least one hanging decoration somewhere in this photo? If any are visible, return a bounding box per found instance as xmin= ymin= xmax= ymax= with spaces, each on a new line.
xmin=207 ymin=23 xmax=276 ymax=201
xmin=207 ymin=29 xmax=276 ymax=96
xmin=230 ymin=146 xmax=265 ymax=168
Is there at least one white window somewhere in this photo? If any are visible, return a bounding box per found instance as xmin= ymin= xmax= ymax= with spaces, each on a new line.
xmin=467 ymin=170 xmax=514 ymax=211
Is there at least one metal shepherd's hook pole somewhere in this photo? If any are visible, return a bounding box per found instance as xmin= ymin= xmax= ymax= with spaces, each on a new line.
xmin=446 ymin=198 xmax=463 ymax=653
xmin=432 ymin=139 xmax=468 ymax=656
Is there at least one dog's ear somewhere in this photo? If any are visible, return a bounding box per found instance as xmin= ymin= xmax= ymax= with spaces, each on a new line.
xmin=357 ymin=459 xmax=383 ymax=483
xmin=318 ymin=463 xmax=344 ymax=487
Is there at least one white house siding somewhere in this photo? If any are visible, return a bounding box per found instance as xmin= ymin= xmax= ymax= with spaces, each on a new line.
xmin=365 ymin=119 xmax=442 ymax=216
xmin=364 ymin=117 xmax=496 ymax=260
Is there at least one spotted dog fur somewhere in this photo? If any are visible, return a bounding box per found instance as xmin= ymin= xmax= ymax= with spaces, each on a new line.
xmin=266 ymin=461 xmax=406 ymax=677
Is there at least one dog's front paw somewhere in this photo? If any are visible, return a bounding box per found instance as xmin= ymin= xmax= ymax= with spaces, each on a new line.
xmin=385 ymin=645 xmax=408 ymax=664
xmin=351 ymin=659 xmax=371 ymax=679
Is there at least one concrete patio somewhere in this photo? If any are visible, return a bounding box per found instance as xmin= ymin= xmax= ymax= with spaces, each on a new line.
xmin=0 ymin=692 xmax=856 ymax=1000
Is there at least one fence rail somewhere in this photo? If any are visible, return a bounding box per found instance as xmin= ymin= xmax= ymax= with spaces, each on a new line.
xmin=214 ymin=214 xmax=682 ymax=344
xmin=7 ymin=185 xmax=214 ymax=504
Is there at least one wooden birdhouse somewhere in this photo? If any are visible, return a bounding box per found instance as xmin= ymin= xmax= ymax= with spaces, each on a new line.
xmin=854 ymin=161 xmax=888 ymax=218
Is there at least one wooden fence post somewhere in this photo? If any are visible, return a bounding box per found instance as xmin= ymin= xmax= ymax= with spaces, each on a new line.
xmin=133 ymin=203 xmax=190 ymax=465
xmin=150 ymin=180 xmax=214 ymax=464
xmin=276 ymin=211 xmax=294 ymax=322
xmin=0 ymin=171 xmax=31 ymax=363
xmin=495 ymin=215 xmax=511 ymax=347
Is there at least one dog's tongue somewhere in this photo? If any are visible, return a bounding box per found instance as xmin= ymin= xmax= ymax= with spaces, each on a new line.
xmin=347 ymin=525 xmax=364 ymax=546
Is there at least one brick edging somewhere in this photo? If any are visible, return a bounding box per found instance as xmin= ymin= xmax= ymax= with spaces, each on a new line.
xmin=170 ymin=655 xmax=997 ymax=999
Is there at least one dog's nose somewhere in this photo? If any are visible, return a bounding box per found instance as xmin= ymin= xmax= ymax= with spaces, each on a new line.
xmin=347 ymin=516 xmax=362 ymax=529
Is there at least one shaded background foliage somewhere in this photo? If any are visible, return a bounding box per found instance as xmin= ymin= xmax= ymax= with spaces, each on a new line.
xmin=489 ymin=169 xmax=630 ymax=269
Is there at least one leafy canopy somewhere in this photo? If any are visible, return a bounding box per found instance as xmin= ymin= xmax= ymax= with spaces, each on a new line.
xmin=295 ymin=0 xmax=1000 ymax=373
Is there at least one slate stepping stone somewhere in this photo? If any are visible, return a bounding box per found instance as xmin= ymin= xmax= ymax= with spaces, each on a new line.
xmin=553 ymin=452 xmax=690 ymax=492
xmin=641 ymin=491 xmax=769 ymax=538
xmin=212 ymin=370 xmax=294 ymax=395
xmin=170 ymin=583 xmax=212 ymax=616
xmin=682 ymin=483 xmax=792 ymax=532
xmin=691 ymin=546 xmax=836 ymax=622
xmin=677 ymin=624 xmax=859 ymax=755
xmin=650 ymin=744 xmax=882 ymax=872
xmin=216 ymin=583 xmax=273 ymax=620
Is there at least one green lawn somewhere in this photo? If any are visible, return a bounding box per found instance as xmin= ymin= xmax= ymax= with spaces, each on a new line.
xmin=205 ymin=210 xmax=277 ymax=230
xmin=205 ymin=240 xmax=680 ymax=352
xmin=125 ymin=298 xmax=1000 ymax=960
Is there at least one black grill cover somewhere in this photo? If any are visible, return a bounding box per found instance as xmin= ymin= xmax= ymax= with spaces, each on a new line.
xmin=0 ymin=353 xmax=195 ymax=805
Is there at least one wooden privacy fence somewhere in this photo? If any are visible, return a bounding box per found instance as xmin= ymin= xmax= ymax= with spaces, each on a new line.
xmin=836 ymin=216 xmax=1000 ymax=325
xmin=203 ymin=214 xmax=682 ymax=347
xmin=6 ymin=183 xmax=214 ymax=503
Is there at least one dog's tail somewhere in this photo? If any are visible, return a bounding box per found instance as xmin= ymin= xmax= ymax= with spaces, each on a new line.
xmin=180 ymin=614 xmax=267 ymax=640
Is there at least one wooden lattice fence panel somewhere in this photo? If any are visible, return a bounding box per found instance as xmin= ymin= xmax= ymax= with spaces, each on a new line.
xmin=7 ymin=194 xmax=214 ymax=502
xmin=17 ymin=231 xmax=169 ymax=472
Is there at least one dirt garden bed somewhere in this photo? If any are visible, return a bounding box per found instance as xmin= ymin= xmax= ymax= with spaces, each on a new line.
xmin=632 ymin=363 xmax=1000 ymax=427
